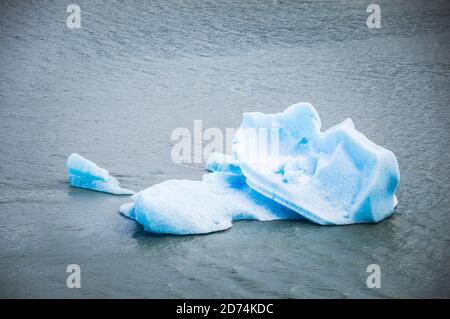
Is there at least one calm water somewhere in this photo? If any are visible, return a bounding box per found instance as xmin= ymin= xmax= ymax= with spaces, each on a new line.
xmin=0 ymin=0 xmax=449 ymax=298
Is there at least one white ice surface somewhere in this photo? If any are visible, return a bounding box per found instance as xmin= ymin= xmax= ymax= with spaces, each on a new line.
xmin=119 ymin=172 xmax=301 ymax=235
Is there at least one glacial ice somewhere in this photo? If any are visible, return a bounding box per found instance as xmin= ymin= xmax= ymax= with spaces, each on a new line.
xmin=233 ymin=102 xmax=400 ymax=225
xmin=205 ymin=152 xmax=242 ymax=175
xmin=68 ymin=102 xmax=399 ymax=234
xmin=67 ymin=153 xmax=135 ymax=195
xmin=119 ymin=172 xmax=301 ymax=235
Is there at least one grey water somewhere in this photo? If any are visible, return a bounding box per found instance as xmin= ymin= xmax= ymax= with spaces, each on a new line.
xmin=0 ymin=0 xmax=449 ymax=298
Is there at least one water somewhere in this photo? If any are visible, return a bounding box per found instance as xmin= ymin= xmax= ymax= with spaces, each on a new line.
xmin=0 ymin=0 xmax=449 ymax=298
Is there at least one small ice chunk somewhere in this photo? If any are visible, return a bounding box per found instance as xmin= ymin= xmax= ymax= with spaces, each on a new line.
xmin=66 ymin=153 xmax=134 ymax=195
xmin=205 ymin=152 xmax=242 ymax=175
xmin=119 ymin=172 xmax=301 ymax=235
xmin=234 ymin=102 xmax=400 ymax=225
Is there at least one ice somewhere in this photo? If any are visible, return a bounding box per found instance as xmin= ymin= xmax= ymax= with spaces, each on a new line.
xmin=233 ymin=102 xmax=400 ymax=225
xmin=66 ymin=153 xmax=134 ymax=195
xmin=119 ymin=172 xmax=301 ymax=235
xmin=70 ymin=102 xmax=399 ymax=234
xmin=205 ymin=152 xmax=242 ymax=175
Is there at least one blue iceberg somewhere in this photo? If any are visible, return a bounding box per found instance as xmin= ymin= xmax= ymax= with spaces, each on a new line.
xmin=120 ymin=103 xmax=400 ymax=234
xmin=67 ymin=153 xmax=135 ymax=195
xmin=232 ymin=102 xmax=400 ymax=225
xmin=119 ymin=172 xmax=301 ymax=235
xmin=67 ymin=102 xmax=399 ymax=234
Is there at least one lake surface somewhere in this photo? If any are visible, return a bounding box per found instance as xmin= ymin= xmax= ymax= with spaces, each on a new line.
xmin=0 ymin=0 xmax=449 ymax=298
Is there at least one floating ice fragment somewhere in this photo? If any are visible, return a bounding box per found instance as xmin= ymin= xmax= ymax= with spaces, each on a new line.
xmin=233 ymin=102 xmax=400 ymax=225
xmin=119 ymin=172 xmax=301 ymax=235
xmin=66 ymin=153 xmax=134 ymax=195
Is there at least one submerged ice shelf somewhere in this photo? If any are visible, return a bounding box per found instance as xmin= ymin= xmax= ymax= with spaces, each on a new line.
xmin=67 ymin=153 xmax=134 ymax=195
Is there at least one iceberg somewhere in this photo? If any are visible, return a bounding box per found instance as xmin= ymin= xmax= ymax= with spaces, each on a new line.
xmin=67 ymin=153 xmax=135 ymax=195
xmin=233 ymin=102 xmax=400 ymax=225
xmin=64 ymin=102 xmax=399 ymax=235
xmin=119 ymin=172 xmax=301 ymax=235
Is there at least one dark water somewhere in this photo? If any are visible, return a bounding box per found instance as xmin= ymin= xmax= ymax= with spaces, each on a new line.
xmin=1 ymin=0 xmax=449 ymax=298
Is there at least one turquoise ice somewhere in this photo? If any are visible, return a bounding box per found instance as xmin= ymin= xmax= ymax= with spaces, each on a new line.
xmin=205 ymin=152 xmax=242 ymax=175
xmin=122 ymin=103 xmax=400 ymax=234
xmin=232 ymin=102 xmax=400 ymax=225
xmin=66 ymin=153 xmax=134 ymax=195
xmin=69 ymin=103 xmax=399 ymax=234
xmin=119 ymin=172 xmax=301 ymax=235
